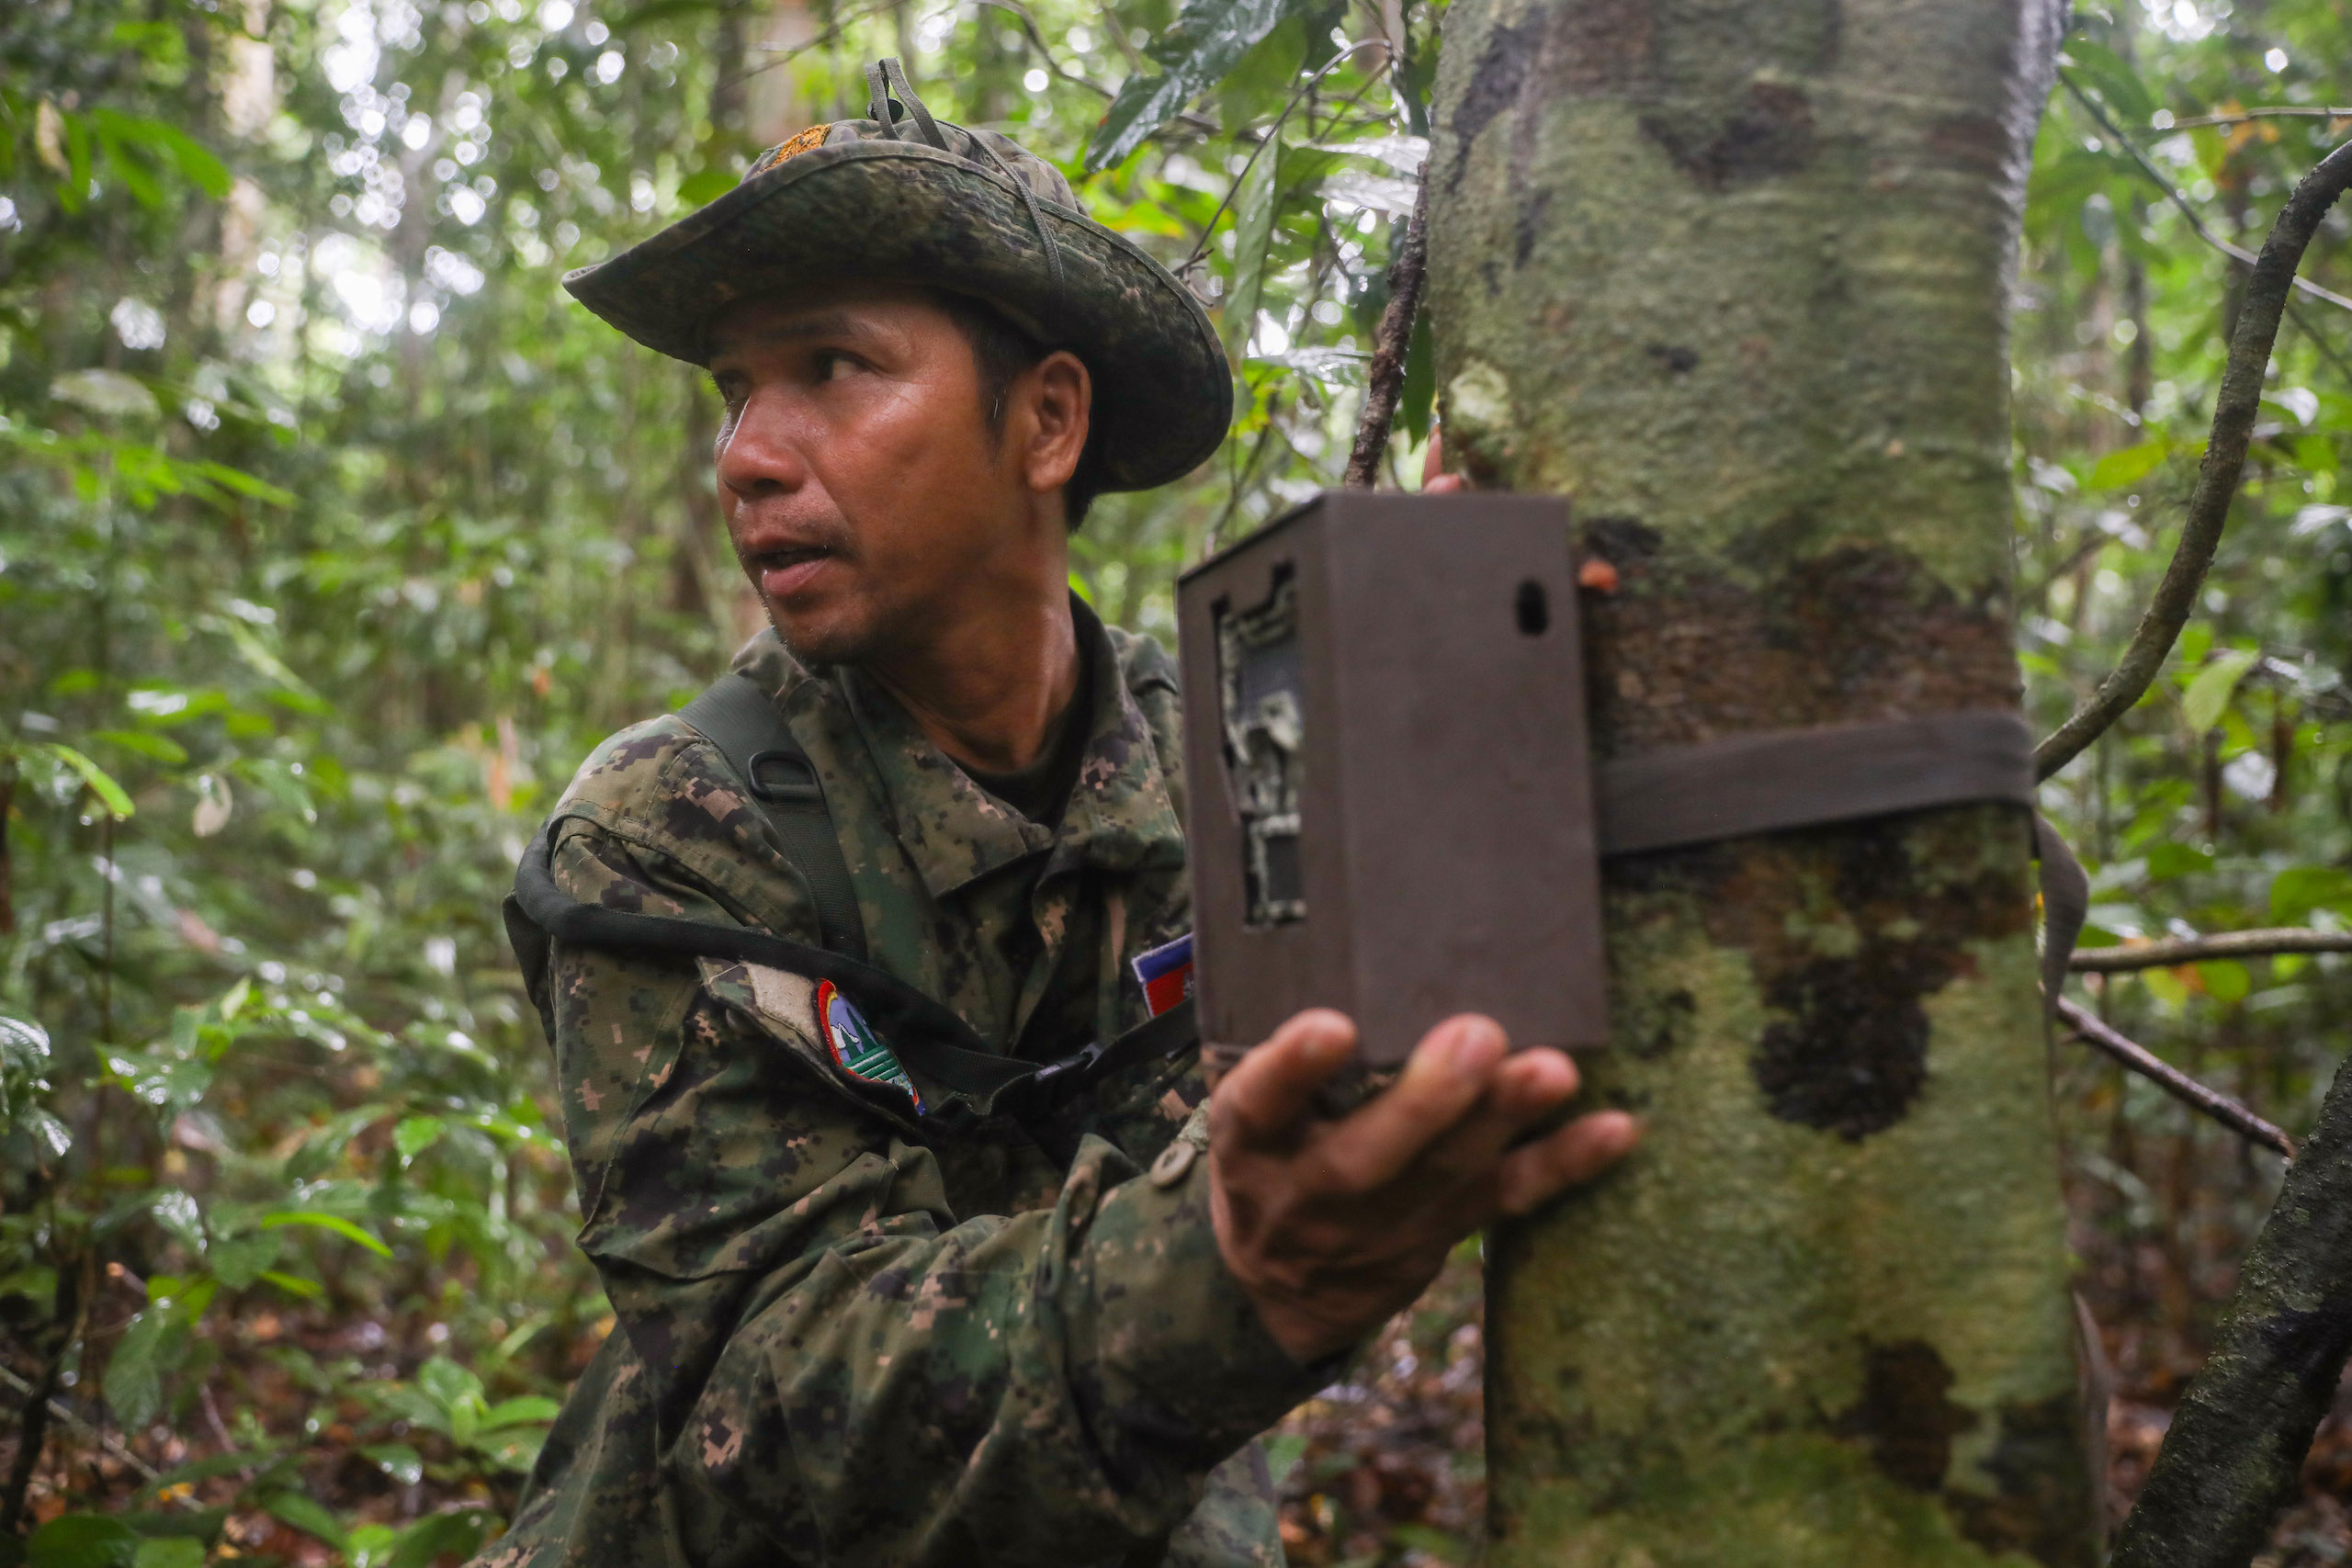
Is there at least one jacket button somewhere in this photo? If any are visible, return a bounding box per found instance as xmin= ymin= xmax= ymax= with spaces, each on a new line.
xmin=1148 ymin=1137 xmax=1198 ymax=1189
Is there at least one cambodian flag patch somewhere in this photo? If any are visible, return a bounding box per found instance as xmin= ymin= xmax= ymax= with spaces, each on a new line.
xmin=815 ymin=980 xmax=923 ymax=1112
xmin=1132 ymin=932 xmax=1195 ymax=1019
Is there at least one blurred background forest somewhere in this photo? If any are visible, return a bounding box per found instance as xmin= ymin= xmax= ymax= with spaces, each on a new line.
xmin=0 ymin=0 xmax=2347 ymax=1561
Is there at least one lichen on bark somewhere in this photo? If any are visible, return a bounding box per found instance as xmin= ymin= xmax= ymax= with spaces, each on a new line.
xmin=1425 ymin=0 xmax=2096 ymax=1559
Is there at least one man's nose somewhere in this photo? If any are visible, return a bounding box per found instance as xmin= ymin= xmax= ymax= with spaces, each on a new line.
xmin=716 ymin=388 xmax=812 ymax=502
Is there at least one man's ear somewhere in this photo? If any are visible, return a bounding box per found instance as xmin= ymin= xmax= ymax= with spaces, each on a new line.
xmin=1017 ymin=350 xmax=1091 ymax=495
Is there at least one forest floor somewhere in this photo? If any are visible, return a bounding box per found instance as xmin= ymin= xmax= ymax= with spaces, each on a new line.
xmin=6 ymin=1239 xmax=2351 ymax=1564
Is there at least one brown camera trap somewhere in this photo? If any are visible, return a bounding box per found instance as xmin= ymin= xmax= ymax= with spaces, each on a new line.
xmin=1175 ymin=491 xmax=1609 ymax=1066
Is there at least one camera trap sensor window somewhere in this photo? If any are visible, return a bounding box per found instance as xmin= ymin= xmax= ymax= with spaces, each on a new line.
xmin=1216 ymin=566 xmax=1306 ymax=926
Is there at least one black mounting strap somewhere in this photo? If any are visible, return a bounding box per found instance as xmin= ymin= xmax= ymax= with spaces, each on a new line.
xmin=1593 ymin=710 xmax=2036 ymax=858
xmin=676 ymin=673 xmax=869 ymax=964
xmin=1590 ymin=708 xmax=2084 ymax=1014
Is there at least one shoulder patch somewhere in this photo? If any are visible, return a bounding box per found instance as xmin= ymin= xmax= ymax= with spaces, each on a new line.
xmin=816 ymin=980 xmax=924 ymax=1112
xmin=698 ymin=960 xmax=927 ymax=1118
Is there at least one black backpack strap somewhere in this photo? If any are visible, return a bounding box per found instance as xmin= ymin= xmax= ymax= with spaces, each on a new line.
xmin=505 ymin=824 xmax=1196 ymax=1118
xmin=675 ymin=673 xmax=869 ymax=963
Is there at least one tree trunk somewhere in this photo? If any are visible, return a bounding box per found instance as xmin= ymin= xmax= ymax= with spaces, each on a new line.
xmin=1424 ymin=0 xmax=2099 ymax=1561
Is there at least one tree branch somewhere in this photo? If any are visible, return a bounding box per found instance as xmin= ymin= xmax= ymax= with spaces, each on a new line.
xmin=2071 ymin=928 xmax=2352 ymax=971
xmin=2032 ymin=133 xmax=2352 ymax=782
xmin=0 ymin=1364 xmax=158 ymax=1486
xmin=0 ymin=1265 xmax=81 ymax=1536
xmin=970 ymin=0 xmax=1115 ymax=100
xmin=1178 ymin=40 xmax=1395 ymax=276
xmin=1343 ymin=164 xmax=1428 ymax=489
xmin=2169 ymin=106 xmax=2352 ymax=130
xmin=2110 ymin=1042 xmax=2352 ymax=1565
xmin=2065 ymin=77 xmax=2352 ymax=314
xmin=2056 ymin=997 xmax=2294 ymax=1159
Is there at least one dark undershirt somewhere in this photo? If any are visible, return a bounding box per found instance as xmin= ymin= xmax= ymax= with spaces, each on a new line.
xmin=960 ymin=636 xmax=1094 ymax=827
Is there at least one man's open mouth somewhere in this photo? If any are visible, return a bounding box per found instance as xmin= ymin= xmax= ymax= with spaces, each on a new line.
xmin=753 ymin=545 xmax=837 ymax=598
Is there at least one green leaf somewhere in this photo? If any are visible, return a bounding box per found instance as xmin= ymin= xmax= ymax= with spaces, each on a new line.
xmin=25 ymin=1516 xmax=139 ymax=1568
xmin=2141 ymin=964 xmax=2190 ymax=1010
xmin=88 ymin=729 xmax=188 ymax=765
xmin=393 ymin=1114 xmax=446 ymax=1162
xmin=2269 ymin=865 xmax=2352 ymax=925
xmin=2182 ymin=649 xmax=2259 ymax=733
xmin=472 ymin=1425 xmax=550 ymax=1472
xmin=263 ymin=1491 xmax=348 ymax=1551
xmin=2087 ymin=438 xmax=2167 ymax=490
xmin=1221 ymin=143 xmax=1283 ymax=360
xmin=1261 ymin=1430 xmax=1307 ymax=1490
xmin=347 ymin=1524 xmax=400 ymax=1568
xmin=2062 ymin=39 xmax=2159 ymax=128
xmin=2198 ymin=960 xmax=2251 ymax=1004
xmin=150 ymin=1190 xmax=205 ymax=1254
xmin=209 ymin=1229 xmax=282 ymax=1290
xmin=129 ymin=1541 xmax=206 ymax=1568
xmin=260 ymin=1211 xmax=393 ymax=1257
xmin=1086 ymin=0 xmax=1323 ymax=172
xmin=2145 ymin=842 xmax=2213 ymax=882
xmin=187 ymin=461 xmax=294 ymax=508
xmin=362 ymin=1443 xmax=424 ymax=1486
xmin=43 ymin=744 xmax=136 ymax=818
xmin=0 ymin=1014 xmax=52 ymax=1074
xmin=139 ymin=1441 xmax=288 ymax=1503
xmin=417 ymin=1355 xmax=481 ymax=1411
xmin=387 ymin=1510 xmax=492 ymax=1568
xmin=90 ymin=111 xmax=232 ymax=200
xmin=105 ymin=1304 xmax=180 ymax=1429
xmin=50 ymin=369 xmax=160 ymax=423
xmin=677 ymin=167 xmax=737 ymax=205
xmin=255 ymin=1269 xmax=323 ymax=1300
xmin=481 ymin=1394 xmax=561 ymax=1429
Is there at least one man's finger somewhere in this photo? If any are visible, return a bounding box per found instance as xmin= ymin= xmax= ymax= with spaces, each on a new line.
xmin=1487 ymin=1047 xmax=1581 ymax=1120
xmin=1212 ymin=1009 xmax=1357 ymax=1145
xmin=1494 ymin=1111 xmax=1641 ymax=1216
xmin=1387 ymin=1047 xmax=1587 ymax=1194
xmin=1318 ymin=1015 xmax=1507 ymax=1190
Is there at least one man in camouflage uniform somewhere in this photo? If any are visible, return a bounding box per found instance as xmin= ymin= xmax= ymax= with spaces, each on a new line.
xmin=481 ymin=60 xmax=1635 ymax=1568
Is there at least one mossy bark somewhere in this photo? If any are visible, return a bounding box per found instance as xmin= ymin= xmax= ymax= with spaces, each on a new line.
xmin=1424 ymin=0 xmax=2099 ymax=1561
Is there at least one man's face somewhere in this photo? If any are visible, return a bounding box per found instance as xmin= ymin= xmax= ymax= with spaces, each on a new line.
xmin=707 ymin=283 xmax=1057 ymax=668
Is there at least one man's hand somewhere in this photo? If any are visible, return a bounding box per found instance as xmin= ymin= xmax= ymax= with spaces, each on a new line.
xmin=1207 ymin=1010 xmax=1638 ymax=1364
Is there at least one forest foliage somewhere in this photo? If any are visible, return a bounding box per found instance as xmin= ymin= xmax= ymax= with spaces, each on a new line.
xmin=0 ymin=0 xmax=2347 ymax=1562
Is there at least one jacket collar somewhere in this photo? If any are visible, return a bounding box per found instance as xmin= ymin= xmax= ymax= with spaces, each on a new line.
xmin=742 ymin=597 xmax=1184 ymax=902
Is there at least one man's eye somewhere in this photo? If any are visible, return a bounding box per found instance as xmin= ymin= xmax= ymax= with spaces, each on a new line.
xmin=814 ymin=350 xmax=857 ymax=381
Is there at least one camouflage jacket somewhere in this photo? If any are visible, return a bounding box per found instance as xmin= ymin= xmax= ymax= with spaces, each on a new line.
xmin=476 ymin=603 xmax=1323 ymax=1568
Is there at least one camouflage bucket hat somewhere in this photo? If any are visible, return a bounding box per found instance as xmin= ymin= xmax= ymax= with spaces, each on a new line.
xmin=562 ymin=58 xmax=1232 ymax=493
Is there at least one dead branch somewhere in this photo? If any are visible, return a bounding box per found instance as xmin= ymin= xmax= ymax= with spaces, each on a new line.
xmin=2033 ymin=133 xmax=2352 ymax=782
xmin=2110 ymin=1043 xmax=2352 ymax=1566
xmin=1343 ymin=164 xmax=1429 ymax=489
xmin=0 ymin=1363 xmax=159 ymax=1485
xmin=2071 ymin=928 xmax=2352 ymax=971
xmin=2169 ymin=106 xmax=2352 ymax=130
xmin=2057 ymin=997 xmax=2295 ymax=1158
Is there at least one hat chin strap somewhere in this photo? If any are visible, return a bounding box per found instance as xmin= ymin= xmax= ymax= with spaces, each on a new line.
xmin=865 ymin=57 xmax=1067 ymax=290
xmin=867 ymin=57 xmax=946 ymax=151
